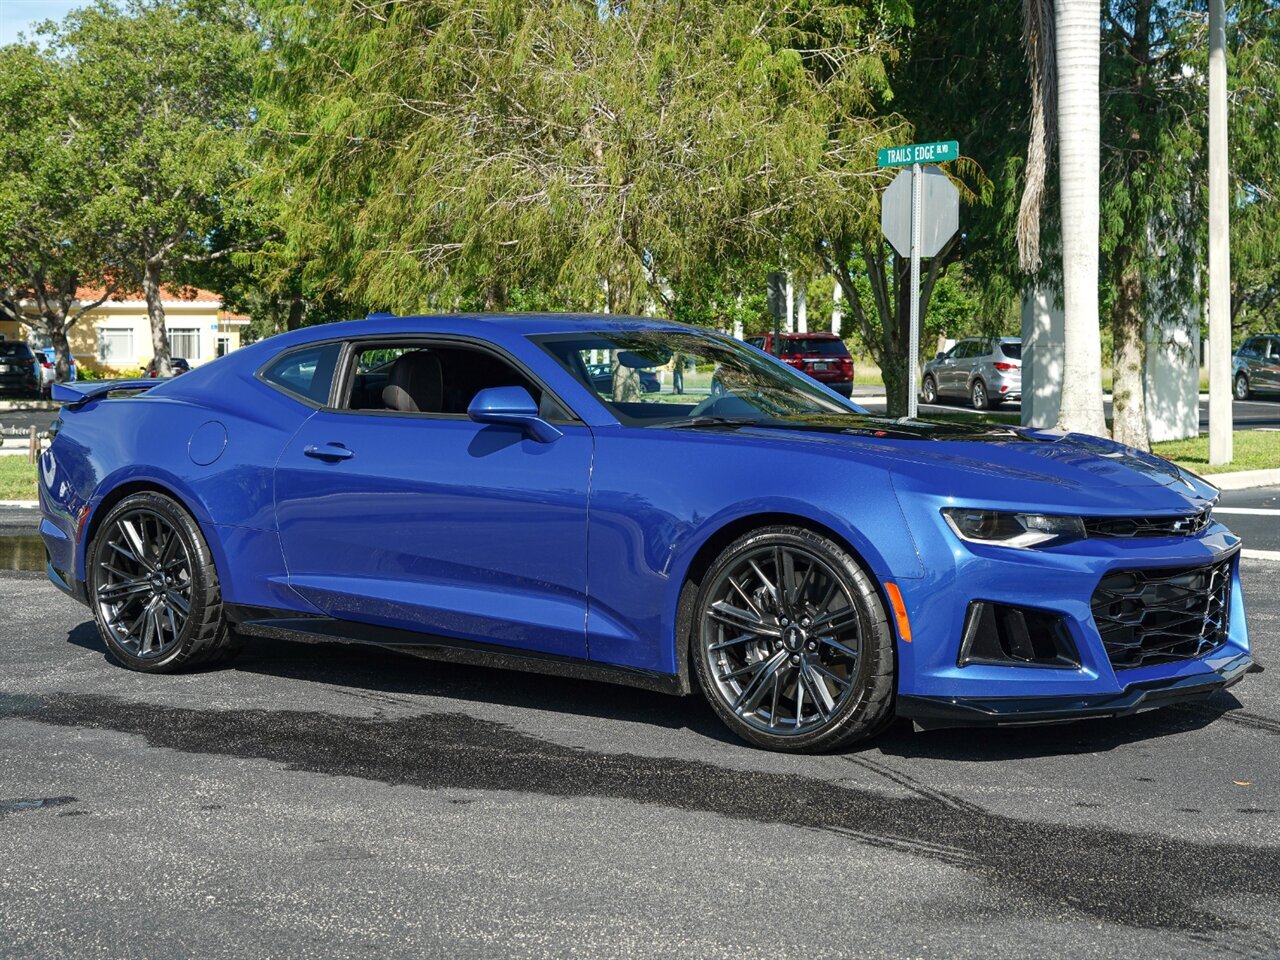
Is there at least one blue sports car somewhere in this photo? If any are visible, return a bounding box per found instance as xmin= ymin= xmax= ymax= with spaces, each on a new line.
xmin=39 ymin=314 xmax=1253 ymax=752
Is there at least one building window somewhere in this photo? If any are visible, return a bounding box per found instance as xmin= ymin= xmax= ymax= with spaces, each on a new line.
xmin=216 ymin=336 xmax=231 ymax=358
xmin=98 ymin=328 xmax=134 ymax=363
xmin=168 ymin=327 xmax=201 ymax=361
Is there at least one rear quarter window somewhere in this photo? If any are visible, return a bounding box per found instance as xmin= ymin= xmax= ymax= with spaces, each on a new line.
xmin=999 ymin=342 xmax=1022 ymax=360
xmin=260 ymin=342 xmax=342 ymax=405
xmin=0 ymin=343 xmax=35 ymax=360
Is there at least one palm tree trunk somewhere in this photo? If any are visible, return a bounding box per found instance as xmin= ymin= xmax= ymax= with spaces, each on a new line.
xmin=1053 ymin=0 xmax=1108 ymax=437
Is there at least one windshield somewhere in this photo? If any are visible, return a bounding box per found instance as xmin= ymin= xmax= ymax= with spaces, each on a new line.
xmin=533 ymin=330 xmax=858 ymax=426
xmin=999 ymin=341 xmax=1022 ymax=360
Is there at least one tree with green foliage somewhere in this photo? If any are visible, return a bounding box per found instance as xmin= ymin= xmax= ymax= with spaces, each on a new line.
xmin=254 ymin=0 xmax=906 ymax=329
xmin=0 ymin=42 xmax=114 ymax=381
xmin=49 ymin=0 xmax=259 ymax=376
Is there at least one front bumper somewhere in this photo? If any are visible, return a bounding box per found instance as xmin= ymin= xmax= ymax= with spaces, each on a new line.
xmin=898 ymin=650 xmax=1256 ymax=728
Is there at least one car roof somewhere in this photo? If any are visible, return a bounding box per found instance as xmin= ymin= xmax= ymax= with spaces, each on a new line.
xmin=260 ymin=312 xmax=697 ymax=350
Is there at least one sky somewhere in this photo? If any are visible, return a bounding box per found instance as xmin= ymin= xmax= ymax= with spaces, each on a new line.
xmin=0 ymin=0 xmax=83 ymax=45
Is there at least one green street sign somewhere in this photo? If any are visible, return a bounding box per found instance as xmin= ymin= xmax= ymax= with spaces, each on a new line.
xmin=877 ymin=140 xmax=960 ymax=168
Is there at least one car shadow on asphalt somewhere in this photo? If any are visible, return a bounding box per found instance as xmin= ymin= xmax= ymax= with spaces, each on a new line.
xmin=65 ymin=620 xmax=1245 ymax=759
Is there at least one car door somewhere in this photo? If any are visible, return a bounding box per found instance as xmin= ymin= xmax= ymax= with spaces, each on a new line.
xmin=1260 ymin=338 xmax=1280 ymax=392
xmin=938 ymin=341 xmax=970 ymax=395
xmin=273 ymin=336 xmax=593 ymax=659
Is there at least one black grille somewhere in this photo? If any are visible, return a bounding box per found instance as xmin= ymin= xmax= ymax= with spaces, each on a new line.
xmin=1083 ymin=509 xmax=1213 ymax=539
xmin=1091 ymin=558 xmax=1232 ymax=670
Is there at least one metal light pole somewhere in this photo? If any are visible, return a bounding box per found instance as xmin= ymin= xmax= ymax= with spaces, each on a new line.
xmin=1208 ymin=0 xmax=1232 ymax=464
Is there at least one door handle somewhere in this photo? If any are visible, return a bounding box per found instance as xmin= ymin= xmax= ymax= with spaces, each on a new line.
xmin=304 ymin=443 xmax=354 ymax=461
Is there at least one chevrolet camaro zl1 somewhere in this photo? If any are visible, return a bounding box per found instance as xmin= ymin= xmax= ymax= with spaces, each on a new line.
xmin=39 ymin=314 xmax=1253 ymax=752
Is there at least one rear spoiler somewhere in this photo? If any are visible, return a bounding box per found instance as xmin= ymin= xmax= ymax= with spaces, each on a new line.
xmin=51 ymin=378 xmax=167 ymax=407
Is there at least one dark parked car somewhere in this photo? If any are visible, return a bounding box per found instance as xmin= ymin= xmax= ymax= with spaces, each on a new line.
xmin=1233 ymin=334 xmax=1280 ymax=400
xmin=745 ymin=333 xmax=853 ymax=397
xmin=144 ymin=358 xmax=191 ymax=377
xmin=922 ymin=337 xmax=1022 ymax=410
xmin=0 ymin=342 xmax=40 ymax=398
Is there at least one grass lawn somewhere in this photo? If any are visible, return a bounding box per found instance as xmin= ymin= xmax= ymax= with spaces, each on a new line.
xmin=1152 ymin=430 xmax=1280 ymax=475
xmin=0 ymin=457 xmax=38 ymax=501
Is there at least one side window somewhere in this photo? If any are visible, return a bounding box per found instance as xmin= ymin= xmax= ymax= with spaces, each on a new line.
xmin=746 ymin=338 xmax=765 ymax=350
xmin=342 ymin=341 xmax=567 ymax=420
xmin=1239 ymin=338 xmax=1256 ymax=358
xmin=952 ymin=341 xmax=974 ymax=360
xmin=261 ymin=342 xmax=342 ymax=405
xmin=1268 ymin=339 xmax=1280 ymax=360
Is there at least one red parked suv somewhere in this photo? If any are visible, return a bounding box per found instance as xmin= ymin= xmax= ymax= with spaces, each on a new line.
xmin=746 ymin=333 xmax=854 ymax=397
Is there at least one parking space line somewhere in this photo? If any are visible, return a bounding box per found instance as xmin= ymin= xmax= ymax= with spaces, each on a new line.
xmin=1214 ymin=508 xmax=1280 ymax=516
xmin=1242 ymin=549 xmax=1280 ymax=562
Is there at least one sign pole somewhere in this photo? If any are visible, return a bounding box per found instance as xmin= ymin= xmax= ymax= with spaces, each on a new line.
xmin=907 ymin=162 xmax=922 ymax=420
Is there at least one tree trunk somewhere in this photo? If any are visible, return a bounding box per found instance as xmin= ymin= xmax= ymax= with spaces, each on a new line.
xmin=1110 ymin=259 xmax=1149 ymax=449
xmin=483 ymin=281 xmax=507 ymax=312
xmin=286 ymin=296 xmax=306 ymax=331
xmin=1053 ymin=0 xmax=1108 ymax=438
xmin=50 ymin=325 xmax=73 ymax=385
xmin=142 ymin=259 xmax=171 ymax=377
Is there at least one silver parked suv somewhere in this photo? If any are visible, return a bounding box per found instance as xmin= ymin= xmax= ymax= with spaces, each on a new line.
xmin=922 ymin=336 xmax=1022 ymax=410
xmin=1233 ymin=334 xmax=1280 ymax=400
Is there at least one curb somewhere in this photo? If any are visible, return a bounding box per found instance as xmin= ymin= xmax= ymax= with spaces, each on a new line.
xmin=1209 ymin=469 xmax=1280 ymax=491
xmin=0 ymin=501 xmax=38 ymax=508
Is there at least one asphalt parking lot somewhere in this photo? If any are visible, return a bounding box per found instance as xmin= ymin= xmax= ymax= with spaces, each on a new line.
xmin=0 ymin=499 xmax=1277 ymax=959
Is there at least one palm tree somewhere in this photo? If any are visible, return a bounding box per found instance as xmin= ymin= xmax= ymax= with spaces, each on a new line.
xmin=1020 ymin=0 xmax=1108 ymax=438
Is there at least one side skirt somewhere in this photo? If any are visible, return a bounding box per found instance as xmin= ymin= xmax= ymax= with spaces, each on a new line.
xmin=225 ymin=604 xmax=689 ymax=697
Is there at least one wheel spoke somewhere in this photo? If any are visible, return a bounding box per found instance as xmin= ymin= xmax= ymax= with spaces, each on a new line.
xmin=727 ymin=576 xmax=763 ymax=618
xmin=820 ymin=635 xmax=859 ymax=660
xmin=776 ymin=547 xmax=796 ymax=614
xmin=810 ymin=606 xmax=860 ymax=637
xmin=731 ymin=650 xmax=787 ymax=714
xmin=809 ymin=659 xmax=852 ymax=689
xmin=709 ymin=601 xmax=780 ymax=637
xmin=802 ymin=663 xmax=836 ymax=718
xmin=748 ymin=559 xmax=779 ymax=607
xmin=97 ymin=576 xmax=152 ymax=602
xmin=117 ymin=519 xmax=154 ymax=572
xmin=709 ymin=632 xmax=754 ymax=652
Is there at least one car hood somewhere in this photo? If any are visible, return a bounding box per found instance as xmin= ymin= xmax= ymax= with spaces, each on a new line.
xmin=730 ymin=415 xmax=1216 ymax=512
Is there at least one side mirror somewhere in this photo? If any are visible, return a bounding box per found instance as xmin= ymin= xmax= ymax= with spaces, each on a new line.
xmin=467 ymin=386 xmax=563 ymax=443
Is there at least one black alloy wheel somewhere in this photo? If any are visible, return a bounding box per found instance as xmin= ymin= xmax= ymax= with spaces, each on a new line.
xmin=90 ymin=491 xmax=243 ymax=672
xmin=692 ymin=526 xmax=896 ymax=752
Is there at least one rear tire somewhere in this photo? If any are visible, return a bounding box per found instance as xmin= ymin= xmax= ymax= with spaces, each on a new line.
xmin=692 ymin=525 xmax=896 ymax=753
xmin=89 ymin=491 xmax=242 ymax=673
xmin=970 ymin=379 xmax=990 ymax=410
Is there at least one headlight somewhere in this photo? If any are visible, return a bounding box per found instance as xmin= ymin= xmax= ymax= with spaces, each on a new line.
xmin=942 ymin=508 xmax=1086 ymax=549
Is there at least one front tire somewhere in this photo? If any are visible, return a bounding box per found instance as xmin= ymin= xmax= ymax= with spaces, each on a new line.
xmin=692 ymin=526 xmax=896 ymax=753
xmin=1235 ymin=373 xmax=1251 ymax=401
xmin=89 ymin=491 xmax=242 ymax=672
